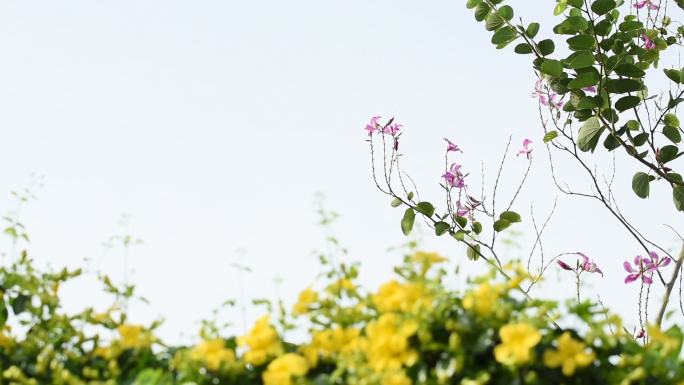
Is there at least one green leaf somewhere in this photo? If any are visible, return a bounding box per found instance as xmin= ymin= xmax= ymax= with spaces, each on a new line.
xmin=466 ymin=0 xmax=482 ymax=9
xmin=526 ymin=22 xmax=540 ymax=38
xmin=472 ymin=221 xmax=483 ymax=234
xmin=632 ymin=172 xmax=650 ymax=199
xmin=538 ymin=39 xmax=555 ymax=56
xmin=466 ymin=243 xmax=481 ymax=261
xmin=451 ymin=229 xmax=467 ymax=241
xmin=434 ymin=221 xmax=451 ymax=236
xmin=663 ymin=125 xmax=682 ymax=143
xmin=664 ymin=114 xmax=680 ymax=128
xmin=485 ymin=13 xmax=505 ymax=31
xmin=554 ymin=2 xmax=568 ymax=15
xmin=541 ymin=59 xmax=563 ymax=77
xmin=474 ymin=3 xmax=491 ymax=21
xmin=543 ymin=131 xmax=559 ymax=143
xmin=455 ymin=215 xmax=468 ymax=228
xmin=567 ymin=52 xmax=595 ymax=69
xmin=591 ymin=0 xmax=616 ymax=15
xmin=498 ymin=5 xmax=514 ymax=20
xmin=514 ymin=43 xmax=533 ymax=54
xmin=391 ymin=198 xmax=402 ymax=207
xmin=567 ymin=35 xmax=596 ymax=51
xmin=603 ymin=133 xmax=621 ymax=150
xmin=499 ymin=211 xmax=522 ymax=223
xmin=615 ymin=95 xmax=641 ymax=112
xmin=568 ymin=72 xmax=599 ymax=89
xmin=577 ymin=117 xmax=604 ymax=152
xmin=493 ymin=219 xmax=511 ymax=232
xmin=606 ymin=79 xmax=643 ymax=93
xmin=401 ymin=208 xmax=416 ymax=235
xmin=491 ymin=26 xmax=517 ymax=45
xmin=407 ymin=191 xmax=414 ymax=201
xmin=659 ymin=145 xmax=680 ymax=163
xmin=633 ymin=132 xmax=649 ymax=147
xmin=614 ymin=63 xmax=646 ymax=78
xmin=0 ymin=300 xmax=7 ymax=326
xmin=673 ymin=186 xmax=684 ymax=211
xmin=665 ymin=69 xmax=682 ymax=83
xmin=415 ymin=202 xmax=436 ymax=218
xmin=619 ymin=20 xmax=643 ymax=31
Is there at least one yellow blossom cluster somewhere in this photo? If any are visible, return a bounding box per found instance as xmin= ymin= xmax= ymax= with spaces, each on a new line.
xmin=237 ymin=315 xmax=284 ymax=366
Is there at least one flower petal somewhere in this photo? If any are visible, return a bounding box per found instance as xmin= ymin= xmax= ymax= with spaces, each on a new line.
xmin=624 ymin=273 xmax=640 ymax=284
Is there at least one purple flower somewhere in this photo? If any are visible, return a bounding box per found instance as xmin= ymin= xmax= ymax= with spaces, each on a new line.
xmin=556 ymin=252 xmax=603 ymax=276
xmin=443 ymin=163 xmax=466 ymax=188
xmin=444 ymin=138 xmax=463 ymax=153
xmin=623 ymin=251 xmax=671 ymax=284
xmin=557 ymin=260 xmax=573 ymax=271
xmin=516 ymin=139 xmax=533 ymax=159
xmin=634 ymin=0 xmax=659 ymax=10
xmin=365 ymin=116 xmax=381 ymax=136
xmin=532 ymin=79 xmax=564 ymax=110
xmin=641 ymin=33 xmax=656 ymax=50
xmin=583 ymin=86 xmax=597 ymax=93
xmin=577 ymin=252 xmax=603 ymax=276
xmin=384 ymin=123 xmax=402 ymax=136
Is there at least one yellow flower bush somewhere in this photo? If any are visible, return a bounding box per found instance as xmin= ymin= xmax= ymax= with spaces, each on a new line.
xmin=237 ymin=315 xmax=284 ymax=366
xmin=190 ymin=338 xmax=236 ymax=371
xmin=366 ymin=313 xmax=419 ymax=372
xmin=292 ymin=287 xmax=318 ymax=315
xmin=373 ymin=280 xmax=431 ymax=313
xmin=543 ymin=332 xmax=595 ymax=376
xmin=262 ymin=353 xmax=309 ymax=385
xmin=493 ymin=323 xmax=541 ymax=365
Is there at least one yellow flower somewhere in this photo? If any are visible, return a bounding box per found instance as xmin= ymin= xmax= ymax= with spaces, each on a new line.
xmin=410 ymin=251 xmax=447 ymax=275
xmin=647 ymin=325 xmax=681 ymax=355
xmin=373 ymin=280 xmax=431 ymax=313
xmin=382 ymin=370 xmax=412 ymax=385
xmin=117 ymin=324 xmax=150 ymax=350
xmin=462 ymin=283 xmax=500 ymax=317
xmin=190 ymin=339 xmax=236 ymax=371
xmin=543 ymin=332 xmax=595 ymax=376
xmin=292 ymin=287 xmax=318 ymax=315
xmin=237 ymin=315 xmax=283 ymax=366
xmin=366 ymin=313 xmax=418 ymax=372
xmin=493 ymin=323 xmax=541 ymax=365
xmin=262 ymin=353 xmax=309 ymax=385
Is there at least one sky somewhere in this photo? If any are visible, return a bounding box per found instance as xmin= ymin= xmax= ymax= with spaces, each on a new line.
xmin=0 ymin=0 xmax=681 ymax=343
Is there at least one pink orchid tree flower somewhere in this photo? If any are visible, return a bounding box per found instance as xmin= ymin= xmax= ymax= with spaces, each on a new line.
xmin=634 ymin=0 xmax=659 ymax=10
xmin=641 ymin=33 xmax=656 ymax=50
xmin=583 ymin=86 xmax=597 ymax=93
xmin=624 ymin=251 xmax=672 ymax=284
xmin=517 ymin=139 xmax=533 ymax=159
xmin=384 ymin=123 xmax=402 ymax=136
xmin=442 ymin=163 xmax=466 ymax=189
xmin=365 ymin=115 xmax=381 ymax=136
xmin=444 ymin=138 xmax=463 ymax=153
xmin=556 ymin=252 xmax=604 ymax=276
xmin=531 ymin=79 xmax=564 ymax=110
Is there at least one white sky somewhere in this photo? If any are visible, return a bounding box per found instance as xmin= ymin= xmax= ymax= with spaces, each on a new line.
xmin=0 ymin=1 xmax=681 ymax=343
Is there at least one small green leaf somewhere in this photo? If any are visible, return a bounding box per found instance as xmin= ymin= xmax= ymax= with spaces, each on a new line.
xmin=541 ymin=59 xmax=563 ymax=77
xmin=455 ymin=215 xmax=468 ymax=228
xmin=493 ymin=219 xmax=511 ymax=232
xmin=663 ymin=125 xmax=682 ymax=143
xmin=407 ymin=191 xmax=414 ymax=201
xmin=567 ymin=52 xmax=595 ymax=69
xmin=472 ymin=221 xmax=483 ymax=234
xmin=391 ymin=198 xmax=402 ymax=207
xmin=435 ymin=221 xmax=451 ymax=236
xmin=401 ymin=208 xmax=416 ymax=235
xmin=554 ymin=2 xmax=568 ymax=15
xmin=615 ymin=95 xmax=641 ymax=112
xmin=498 ymin=5 xmax=514 ymax=20
xmin=632 ymin=172 xmax=650 ymax=199
xmin=591 ymin=0 xmax=616 ymax=15
xmin=466 ymin=243 xmax=481 ymax=260
xmin=567 ymin=35 xmax=596 ymax=51
xmin=466 ymin=0 xmax=482 ymax=9
xmin=664 ymin=114 xmax=680 ymax=128
xmin=474 ymin=3 xmax=491 ymax=21
xmin=415 ymin=202 xmax=436 ymax=218
xmin=665 ymin=69 xmax=682 ymax=83
xmin=526 ymin=22 xmax=540 ymax=38
xmin=538 ymin=39 xmax=555 ymax=56
xmin=606 ymin=79 xmax=643 ymax=94
xmin=659 ymin=145 xmax=680 ymax=163
xmin=614 ymin=63 xmax=646 ymax=78
xmin=603 ymin=133 xmax=621 ymax=150
xmin=514 ymin=43 xmax=533 ymax=54
xmin=673 ymin=186 xmax=684 ymax=211
xmin=568 ymin=72 xmax=599 ymax=89
xmin=491 ymin=26 xmax=517 ymax=45
xmin=451 ymin=229 xmax=467 ymax=241
xmin=499 ymin=211 xmax=522 ymax=223
xmin=577 ymin=116 xmax=604 ymax=152
xmin=543 ymin=131 xmax=559 ymax=143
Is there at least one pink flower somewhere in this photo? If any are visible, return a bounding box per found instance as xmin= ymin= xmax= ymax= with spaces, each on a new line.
xmin=556 ymin=252 xmax=603 ymax=276
xmin=384 ymin=123 xmax=402 ymax=136
xmin=444 ymin=138 xmax=463 ymax=153
xmin=557 ymin=260 xmax=573 ymax=271
xmin=641 ymin=33 xmax=656 ymax=50
xmin=456 ymin=201 xmax=470 ymax=217
xmin=623 ymin=251 xmax=671 ymax=284
xmin=516 ymin=139 xmax=533 ymax=159
xmin=583 ymin=86 xmax=597 ymax=93
xmin=442 ymin=163 xmax=466 ymax=189
xmin=634 ymin=0 xmax=659 ymax=10
xmin=365 ymin=116 xmax=381 ymax=136
xmin=531 ymin=79 xmax=564 ymax=110
xmin=577 ymin=252 xmax=603 ymax=276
